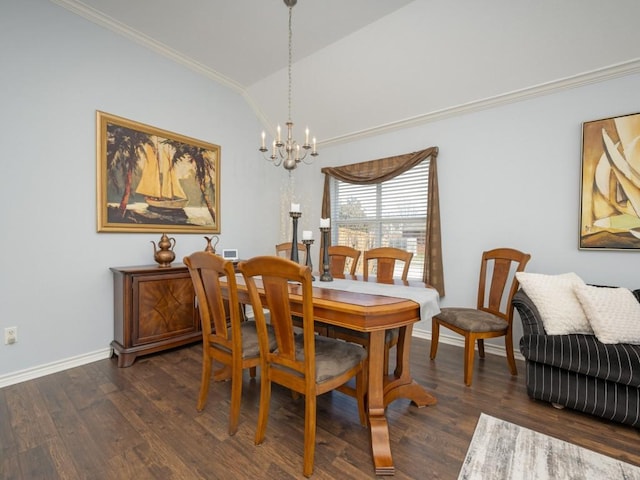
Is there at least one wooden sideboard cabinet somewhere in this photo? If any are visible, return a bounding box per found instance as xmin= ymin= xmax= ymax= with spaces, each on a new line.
xmin=110 ymin=264 xmax=201 ymax=367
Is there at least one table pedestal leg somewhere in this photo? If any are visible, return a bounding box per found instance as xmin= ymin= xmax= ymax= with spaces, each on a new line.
xmin=383 ymin=325 xmax=437 ymax=407
xmin=368 ymin=330 xmax=394 ymax=475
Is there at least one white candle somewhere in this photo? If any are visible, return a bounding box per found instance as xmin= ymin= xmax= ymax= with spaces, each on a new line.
xmin=320 ymin=218 xmax=330 ymax=228
xmin=277 ymin=124 xmax=281 ymax=142
xmin=305 ymin=127 xmax=310 ymax=145
xmin=291 ymin=203 xmax=300 ymax=213
xmin=312 ymin=137 xmax=317 ymax=154
xmin=295 ymin=144 xmax=300 ymax=160
xmin=302 ymin=230 xmax=312 ymax=240
xmin=261 ymin=131 xmax=266 ymax=149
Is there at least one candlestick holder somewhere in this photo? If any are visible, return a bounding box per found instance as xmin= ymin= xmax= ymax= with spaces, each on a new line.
xmin=319 ymin=226 xmax=333 ymax=282
xmin=302 ymin=239 xmax=315 ymax=281
xmin=289 ymin=211 xmax=302 ymax=263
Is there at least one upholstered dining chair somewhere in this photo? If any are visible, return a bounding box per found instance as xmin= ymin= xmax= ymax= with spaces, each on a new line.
xmin=275 ymin=242 xmax=307 ymax=264
xmin=184 ymin=251 xmax=276 ymax=435
xmin=328 ymin=245 xmax=361 ymax=277
xmin=238 ymin=256 xmax=367 ymax=478
xmin=429 ymin=247 xmax=531 ymax=386
xmin=331 ymin=247 xmax=414 ymax=376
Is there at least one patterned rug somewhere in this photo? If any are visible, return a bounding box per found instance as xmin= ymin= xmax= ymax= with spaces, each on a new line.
xmin=458 ymin=413 xmax=640 ymax=480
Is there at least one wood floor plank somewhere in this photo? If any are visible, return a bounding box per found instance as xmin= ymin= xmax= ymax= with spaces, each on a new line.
xmin=1 ymin=340 xmax=639 ymax=479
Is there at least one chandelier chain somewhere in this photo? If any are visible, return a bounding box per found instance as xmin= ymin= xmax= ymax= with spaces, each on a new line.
xmin=258 ymin=0 xmax=318 ymax=171
xmin=287 ymin=6 xmax=293 ymax=122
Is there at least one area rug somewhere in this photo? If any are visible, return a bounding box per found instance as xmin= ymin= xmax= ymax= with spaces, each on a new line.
xmin=458 ymin=413 xmax=640 ymax=479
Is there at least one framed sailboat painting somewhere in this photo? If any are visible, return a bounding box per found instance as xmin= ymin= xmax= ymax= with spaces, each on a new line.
xmin=96 ymin=111 xmax=221 ymax=233
xmin=579 ymin=111 xmax=640 ymax=249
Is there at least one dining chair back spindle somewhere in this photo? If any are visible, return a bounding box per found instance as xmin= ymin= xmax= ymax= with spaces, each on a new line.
xmin=328 ymin=245 xmax=361 ymax=277
xmin=275 ymin=242 xmax=307 ymax=265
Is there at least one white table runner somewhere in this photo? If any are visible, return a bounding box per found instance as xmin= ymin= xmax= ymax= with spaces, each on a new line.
xmin=312 ymin=278 xmax=440 ymax=322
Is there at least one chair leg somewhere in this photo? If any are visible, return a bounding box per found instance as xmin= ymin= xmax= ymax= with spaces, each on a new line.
xmin=197 ymin=352 xmax=212 ymax=411
xmin=228 ymin=363 xmax=243 ymax=435
xmin=505 ymin=332 xmax=518 ymax=375
xmin=429 ymin=318 xmax=440 ymax=359
xmin=255 ymin=370 xmax=271 ymax=445
xmin=464 ymin=334 xmax=475 ymax=387
xmin=355 ymin=369 xmax=367 ymax=427
xmin=477 ymin=339 xmax=485 ymax=358
xmin=303 ymin=393 xmax=317 ymax=477
xmin=249 ymin=366 xmax=257 ymax=378
xmin=383 ymin=343 xmax=390 ymax=377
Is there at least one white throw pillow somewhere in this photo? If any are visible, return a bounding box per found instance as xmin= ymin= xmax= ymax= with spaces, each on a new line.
xmin=515 ymin=272 xmax=592 ymax=335
xmin=574 ymin=285 xmax=640 ymax=344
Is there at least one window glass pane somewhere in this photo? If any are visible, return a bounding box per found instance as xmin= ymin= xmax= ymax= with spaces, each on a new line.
xmin=330 ymin=160 xmax=429 ymax=278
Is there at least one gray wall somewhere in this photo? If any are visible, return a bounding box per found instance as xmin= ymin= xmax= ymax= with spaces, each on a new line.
xmin=1 ymin=0 xmax=639 ymax=383
xmin=295 ymin=76 xmax=640 ymax=348
xmin=0 ymin=0 xmax=285 ymax=380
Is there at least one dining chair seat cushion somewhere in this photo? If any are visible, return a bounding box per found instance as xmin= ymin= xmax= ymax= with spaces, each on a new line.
xmin=436 ymin=307 xmax=508 ymax=333
xmin=213 ymin=321 xmax=276 ymax=358
xmin=284 ymin=334 xmax=368 ymax=382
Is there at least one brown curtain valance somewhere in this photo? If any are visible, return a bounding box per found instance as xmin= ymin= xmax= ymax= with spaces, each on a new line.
xmin=320 ymin=146 xmax=445 ymax=296
xmin=320 ymin=146 xmax=438 ymax=185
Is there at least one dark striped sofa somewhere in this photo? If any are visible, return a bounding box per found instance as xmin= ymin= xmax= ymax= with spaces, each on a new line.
xmin=513 ymin=288 xmax=640 ymax=428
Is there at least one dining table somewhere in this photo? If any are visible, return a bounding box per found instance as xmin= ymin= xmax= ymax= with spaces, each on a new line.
xmin=228 ymin=272 xmax=441 ymax=476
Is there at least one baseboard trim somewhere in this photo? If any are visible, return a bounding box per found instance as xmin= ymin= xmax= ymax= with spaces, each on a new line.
xmin=0 ymin=332 xmax=523 ymax=389
xmin=0 ymin=347 xmax=113 ymax=389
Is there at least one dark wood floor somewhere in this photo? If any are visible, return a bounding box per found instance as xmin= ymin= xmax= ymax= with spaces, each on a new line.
xmin=2 ymin=339 xmax=639 ymax=479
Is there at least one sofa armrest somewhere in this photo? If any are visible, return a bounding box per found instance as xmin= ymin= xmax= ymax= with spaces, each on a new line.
xmin=512 ymin=289 xmax=547 ymax=335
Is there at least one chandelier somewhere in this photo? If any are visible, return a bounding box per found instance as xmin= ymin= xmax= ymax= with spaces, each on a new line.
xmin=259 ymin=0 xmax=318 ymax=171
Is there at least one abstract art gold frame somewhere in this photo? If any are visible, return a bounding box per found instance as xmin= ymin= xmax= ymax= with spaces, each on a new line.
xmin=96 ymin=111 xmax=220 ymax=233
xmin=580 ymin=112 xmax=640 ymax=250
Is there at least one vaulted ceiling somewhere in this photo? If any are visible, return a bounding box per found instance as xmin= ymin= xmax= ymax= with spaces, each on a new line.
xmin=55 ymin=0 xmax=640 ymax=145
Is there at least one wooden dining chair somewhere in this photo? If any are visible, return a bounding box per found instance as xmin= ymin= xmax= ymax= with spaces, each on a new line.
xmin=275 ymin=242 xmax=307 ymax=264
xmin=184 ymin=251 xmax=276 ymax=435
xmin=328 ymin=245 xmax=361 ymax=277
xmin=238 ymin=256 xmax=367 ymax=478
xmin=363 ymin=247 xmax=413 ymax=282
xmin=331 ymin=247 xmax=414 ymax=372
xmin=430 ymin=247 xmax=531 ymax=386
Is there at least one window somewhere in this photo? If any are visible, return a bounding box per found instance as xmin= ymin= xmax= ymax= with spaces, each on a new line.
xmin=330 ymin=159 xmax=430 ymax=279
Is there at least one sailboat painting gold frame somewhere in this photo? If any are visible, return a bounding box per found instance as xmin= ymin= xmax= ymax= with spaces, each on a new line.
xmin=97 ymin=111 xmax=220 ymax=233
xmin=580 ymin=112 xmax=640 ymax=250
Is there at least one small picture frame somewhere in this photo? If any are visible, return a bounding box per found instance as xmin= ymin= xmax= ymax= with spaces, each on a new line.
xmin=96 ymin=111 xmax=221 ymax=234
xmin=222 ymin=249 xmax=239 ymax=261
xmin=579 ymin=112 xmax=640 ymax=250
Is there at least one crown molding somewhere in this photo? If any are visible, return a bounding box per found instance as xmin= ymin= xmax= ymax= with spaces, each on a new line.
xmin=51 ymin=0 xmax=245 ymax=94
xmin=51 ymin=1 xmax=640 ymax=149
xmin=320 ymin=58 xmax=640 ymax=147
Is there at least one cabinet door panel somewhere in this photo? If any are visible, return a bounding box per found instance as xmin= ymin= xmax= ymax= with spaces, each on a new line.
xmin=133 ymin=275 xmax=196 ymax=345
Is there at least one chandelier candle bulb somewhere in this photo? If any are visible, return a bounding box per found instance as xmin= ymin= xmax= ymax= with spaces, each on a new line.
xmin=303 ymin=230 xmax=312 ymax=240
xmin=291 ymin=203 xmax=301 ymax=213
xmin=320 ymin=218 xmax=330 ymax=228
xmin=261 ymin=131 xmax=266 ymax=149
xmin=277 ymin=125 xmax=282 ymax=143
xmin=305 ymin=127 xmax=309 ymax=145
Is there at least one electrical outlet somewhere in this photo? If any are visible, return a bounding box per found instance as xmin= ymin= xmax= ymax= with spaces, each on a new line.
xmin=4 ymin=327 xmax=17 ymax=345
